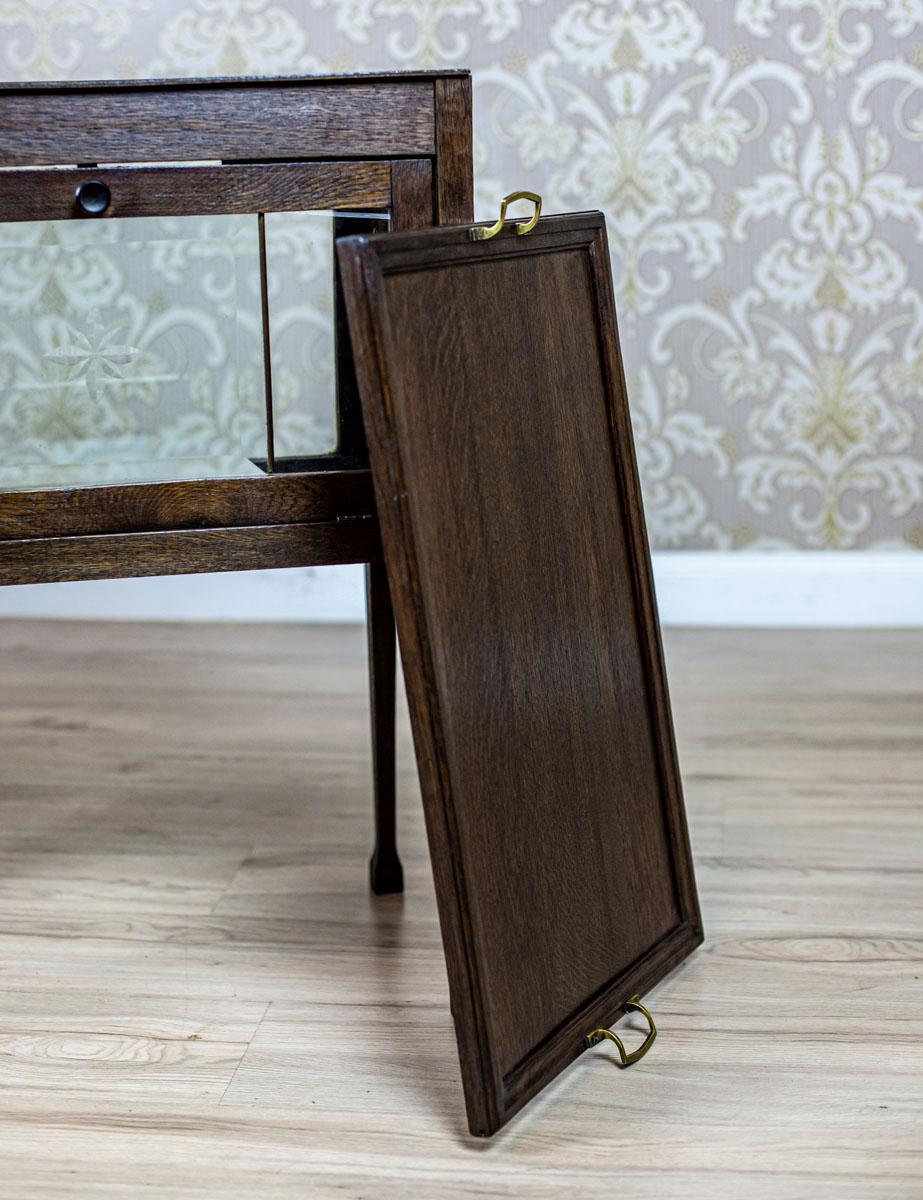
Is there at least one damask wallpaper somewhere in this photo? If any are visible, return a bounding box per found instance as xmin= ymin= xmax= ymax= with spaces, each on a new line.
xmin=1 ymin=1 xmax=922 ymax=548
xmin=0 ymin=212 xmax=340 ymax=490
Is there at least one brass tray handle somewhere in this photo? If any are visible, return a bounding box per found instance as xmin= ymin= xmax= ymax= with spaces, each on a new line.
xmin=584 ymin=995 xmax=657 ymax=1066
xmin=470 ymin=191 xmax=542 ymax=241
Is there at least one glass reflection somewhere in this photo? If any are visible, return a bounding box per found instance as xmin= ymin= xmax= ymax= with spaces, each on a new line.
xmin=0 ymin=209 xmax=354 ymax=490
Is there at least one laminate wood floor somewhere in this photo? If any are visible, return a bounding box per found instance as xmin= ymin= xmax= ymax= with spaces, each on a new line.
xmin=0 ymin=620 xmax=919 ymax=1198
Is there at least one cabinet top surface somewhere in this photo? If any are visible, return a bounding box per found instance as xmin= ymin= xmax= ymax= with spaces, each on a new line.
xmin=0 ymin=70 xmax=470 ymax=93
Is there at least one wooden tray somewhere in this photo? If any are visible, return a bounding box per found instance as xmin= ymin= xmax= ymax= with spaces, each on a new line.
xmin=337 ymin=210 xmax=702 ymax=1136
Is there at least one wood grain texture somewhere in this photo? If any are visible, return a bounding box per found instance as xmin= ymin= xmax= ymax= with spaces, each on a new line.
xmin=0 ymin=471 xmax=376 ymax=541
xmin=0 ymin=70 xmax=467 ymax=92
xmin=0 ymin=72 xmax=468 ymax=904
xmin=354 ymin=159 xmax=437 ymax=901
xmin=0 ymin=81 xmax=435 ymax=166
xmin=0 ymin=162 xmax=391 ymax=223
xmin=0 ymin=623 xmax=919 ymax=1197
xmin=0 ymin=519 xmax=381 ymax=585
xmin=338 ymin=213 xmax=701 ymax=1135
xmin=0 ymin=71 xmax=471 ymax=588
xmin=390 ymin=157 xmax=435 ymax=230
xmin=334 ymin=216 xmax=389 ymax=463
xmin=433 ymin=77 xmax=474 ymax=225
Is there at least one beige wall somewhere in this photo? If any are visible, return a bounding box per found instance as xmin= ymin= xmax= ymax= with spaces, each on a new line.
xmin=1 ymin=1 xmax=922 ymax=549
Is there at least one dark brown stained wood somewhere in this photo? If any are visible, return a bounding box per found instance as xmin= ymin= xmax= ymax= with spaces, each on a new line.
xmin=0 ymin=71 xmax=466 ymax=584
xmin=433 ymin=77 xmax=474 ymax=225
xmin=359 ymin=157 xmax=438 ymax=897
xmin=0 ymin=69 xmax=467 ymax=92
xmin=390 ymin=158 xmax=435 ymax=230
xmin=0 ymin=470 xmax=375 ymax=541
xmin=366 ymin=560 xmax=402 ymax=895
xmin=0 ymin=69 xmax=468 ymax=939
xmin=0 ymin=82 xmax=434 ymax=166
xmin=338 ymin=212 xmax=701 ymax=1136
xmin=0 ymin=162 xmax=391 ymax=223
xmin=0 ymin=518 xmax=381 ymax=586
xmin=334 ymin=215 xmax=390 ymax=464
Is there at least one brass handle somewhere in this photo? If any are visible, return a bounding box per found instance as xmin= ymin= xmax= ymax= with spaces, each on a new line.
xmin=585 ymin=995 xmax=657 ymax=1066
xmin=470 ymin=191 xmax=542 ymax=241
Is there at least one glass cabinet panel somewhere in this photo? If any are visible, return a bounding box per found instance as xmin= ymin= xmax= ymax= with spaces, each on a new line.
xmin=263 ymin=210 xmax=343 ymax=466
xmin=0 ymin=208 xmax=378 ymax=490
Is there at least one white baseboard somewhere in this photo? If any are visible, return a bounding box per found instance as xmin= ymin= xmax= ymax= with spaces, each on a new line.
xmin=651 ymin=552 xmax=923 ymax=627
xmin=0 ymin=553 xmax=920 ymax=627
xmin=0 ymin=565 xmax=369 ymax=623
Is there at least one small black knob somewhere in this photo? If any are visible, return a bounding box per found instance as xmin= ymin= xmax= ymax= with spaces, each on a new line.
xmin=75 ymin=179 xmax=111 ymax=216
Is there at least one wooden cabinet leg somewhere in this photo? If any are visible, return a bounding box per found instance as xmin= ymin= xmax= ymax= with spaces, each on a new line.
xmin=366 ymin=561 xmax=403 ymax=894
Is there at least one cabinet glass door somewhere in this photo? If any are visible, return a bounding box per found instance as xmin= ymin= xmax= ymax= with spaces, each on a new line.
xmin=0 ymin=209 xmax=380 ymax=490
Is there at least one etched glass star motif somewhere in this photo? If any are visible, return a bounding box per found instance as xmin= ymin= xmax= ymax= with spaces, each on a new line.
xmin=42 ymin=310 xmax=141 ymax=403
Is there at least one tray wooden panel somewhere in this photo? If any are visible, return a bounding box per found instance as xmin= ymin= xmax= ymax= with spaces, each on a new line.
xmin=338 ymin=212 xmax=702 ymax=1136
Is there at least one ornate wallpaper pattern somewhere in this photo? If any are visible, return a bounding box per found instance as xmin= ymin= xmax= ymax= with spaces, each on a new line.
xmin=1 ymin=0 xmax=922 ymax=546
xmin=0 ymin=204 xmax=344 ymax=488
xmin=0 ymin=212 xmax=340 ymax=489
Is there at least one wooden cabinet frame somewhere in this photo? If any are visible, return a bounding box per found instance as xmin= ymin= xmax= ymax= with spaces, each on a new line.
xmin=0 ymin=71 xmax=474 ymax=894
